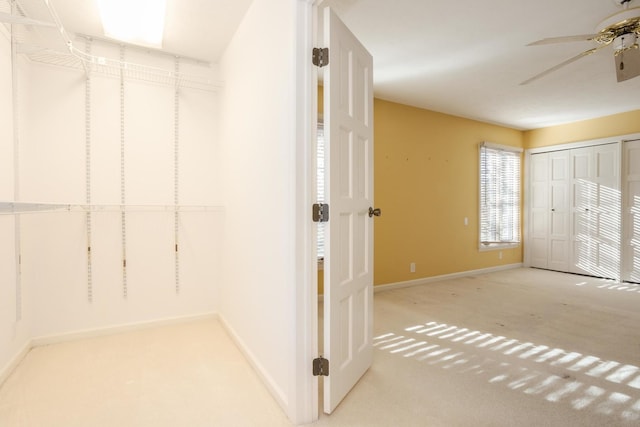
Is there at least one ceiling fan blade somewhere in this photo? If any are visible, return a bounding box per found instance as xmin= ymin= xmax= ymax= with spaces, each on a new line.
xmin=615 ymin=48 xmax=640 ymax=82
xmin=0 ymin=12 xmax=55 ymax=27
xmin=527 ymin=34 xmax=599 ymax=46
xmin=520 ymin=45 xmax=607 ymax=85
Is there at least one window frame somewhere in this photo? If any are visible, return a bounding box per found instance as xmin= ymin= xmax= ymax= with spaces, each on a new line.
xmin=478 ymin=142 xmax=523 ymax=252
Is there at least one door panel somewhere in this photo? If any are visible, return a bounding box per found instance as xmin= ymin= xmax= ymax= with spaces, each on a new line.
xmin=592 ymin=144 xmax=621 ymax=279
xmin=571 ymin=147 xmax=595 ymax=275
xmin=548 ymin=151 xmax=570 ymax=271
xmin=529 ymin=151 xmax=570 ymax=271
xmin=324 ymin=7 xmax=374 ymax=414
xmin=570 ymin=144 xmax=621 ymax=278
xmin=623 ymin=140 xmax=640 ymax=283
xmin=529 ymin=153 xmax=549 ymax=268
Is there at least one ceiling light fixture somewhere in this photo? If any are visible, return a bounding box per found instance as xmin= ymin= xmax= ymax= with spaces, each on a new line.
xmin=97 ymin=0 xmax=167 ymax=48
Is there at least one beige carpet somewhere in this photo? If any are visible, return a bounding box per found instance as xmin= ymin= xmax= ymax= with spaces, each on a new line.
xmin=314 ymin=267 xmax=640 ymax=426
xmin=1 ymin=268 xmax=639 ymax=426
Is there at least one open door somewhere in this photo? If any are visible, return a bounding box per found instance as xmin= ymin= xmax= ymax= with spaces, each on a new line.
xmin=323 ymin=7 xmax=374 ymax=414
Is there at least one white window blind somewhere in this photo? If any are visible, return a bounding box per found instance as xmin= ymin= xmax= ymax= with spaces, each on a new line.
xmin=480 ymin=143 xmax=521 ymax=248
xmin=317 ymin=123 xmax=325 ymax=259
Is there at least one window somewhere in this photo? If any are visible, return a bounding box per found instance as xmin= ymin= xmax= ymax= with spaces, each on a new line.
xmin=479 ymin=142 xmax=522 ymax=249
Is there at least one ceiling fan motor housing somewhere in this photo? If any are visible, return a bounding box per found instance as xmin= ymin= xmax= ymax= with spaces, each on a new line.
xmin=595 ymin=6 xmax=640 ymax=45
xmin=613 ymin=33 xmax=638 ymax=52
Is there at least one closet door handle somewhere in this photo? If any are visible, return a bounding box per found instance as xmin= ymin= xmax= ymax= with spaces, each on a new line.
xmin=368 ymin=207 xmax=381 ymax=218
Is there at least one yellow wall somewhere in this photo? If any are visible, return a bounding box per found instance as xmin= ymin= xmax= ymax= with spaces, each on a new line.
xmin=318 ymin=93 xmax=639 ymax=291
xmin=373 ymin=99 xmax=523 ymax=285
xmin=524 ymin=110 xmax=640 ymax=149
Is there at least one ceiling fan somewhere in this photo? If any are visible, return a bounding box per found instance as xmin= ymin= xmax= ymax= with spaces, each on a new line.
xmin=522 ymin=0 xmax=640 ymax=84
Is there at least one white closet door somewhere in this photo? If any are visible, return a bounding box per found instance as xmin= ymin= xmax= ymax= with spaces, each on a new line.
xmin=529 ymin=151 xmax=570 ymax=271
xmin=571 ymin=147 xmax=594 ymax=275
xmin=592 ymin=143 xmax=621 ymax=280
xmin=623 ymin=140 xmax=640 ymax=283
xmin=529 ymin=153 xmax=549 ymax=268
xmin=548 ymin=150 xmax=570 ymax=271
xmin=570 ymin=144 xmax=621 ymax=279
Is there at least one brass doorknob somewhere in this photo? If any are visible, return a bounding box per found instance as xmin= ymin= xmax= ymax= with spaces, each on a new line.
xmin=368 ymin=207 xmax=381 ymax=218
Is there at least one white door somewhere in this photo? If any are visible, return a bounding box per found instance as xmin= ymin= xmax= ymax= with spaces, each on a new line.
xmin=571 ymin=144 xmax=621 ymax=278
xmin=323 ymin=7 xmax=374 ymax=414
xmin=529 ymin=151 xmax=570 ymax=271
xmin=591 ymin=143 xmax=621 ymax=280
xmin=548 ymin=150 xmax=570 ymax=271
xmin=571 ymin=147 xmax=594 ymax=275
xmin=622 ymin=139 xmax=640 ymax=283
xmin=529 ymin=153 xmax=550 ymax=269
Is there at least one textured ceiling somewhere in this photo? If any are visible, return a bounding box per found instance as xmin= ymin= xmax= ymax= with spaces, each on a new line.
xmin=324 ymin=0 xmax=640 ymax=130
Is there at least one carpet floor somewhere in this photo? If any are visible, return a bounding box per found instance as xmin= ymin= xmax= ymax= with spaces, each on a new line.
xmin=314 ymin=267 xmax=640 ymax=426
xmin=1 ymin=267 xmax=639 ymax=426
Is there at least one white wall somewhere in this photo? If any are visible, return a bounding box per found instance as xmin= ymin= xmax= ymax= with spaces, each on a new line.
xmin=3 ymin=2 xmax=317 ymax=423
xmin=0 ymin=26 xmax=32 ymax=384
xmin=219 ymin=0 xmax=306 ymax=421
xmin=0 ymin=38 xmax=222 ymax=365
xmin=22 ymin=47 xmax=221 ymax=338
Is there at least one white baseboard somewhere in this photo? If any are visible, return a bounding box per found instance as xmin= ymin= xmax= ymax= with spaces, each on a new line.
xmin=373 ymin=263 xmax=524 ymax=294
xmin=317 ymin=264 xmax=524 ymax=299
xmin=217 ymin=314 xmax=289 ymax=414
xmin=0 ymin=341 xmax=31 ymax=388
xmin=31 ymin=312 xmax=219 ymax=347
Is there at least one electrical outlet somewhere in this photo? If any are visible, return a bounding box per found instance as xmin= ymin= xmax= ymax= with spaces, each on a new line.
xmin=499 ymin=251 xmax=503 ymax=260
xmin=410 ymin=262 xmax=416 ymax=273
xmin=464 ymin=217 xmax=468 ymax=226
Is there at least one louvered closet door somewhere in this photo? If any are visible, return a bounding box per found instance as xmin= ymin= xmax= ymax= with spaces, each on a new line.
xmin=623 ymin=139 xmax=640 ymax=283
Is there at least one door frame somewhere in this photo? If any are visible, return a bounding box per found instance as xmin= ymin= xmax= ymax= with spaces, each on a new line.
xmin=293 ymin=0 xmax=326 ymax=424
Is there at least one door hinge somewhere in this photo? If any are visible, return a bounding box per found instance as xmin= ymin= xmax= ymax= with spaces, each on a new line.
xmin=313 ymin=357 xmax=329 ymax=376
xmin=312 ymin=203 xmax=329 ymax=223
xmin=312 ymin=47 xmax=329 ymax=67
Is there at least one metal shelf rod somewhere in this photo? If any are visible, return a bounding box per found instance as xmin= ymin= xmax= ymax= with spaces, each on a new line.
xmin=0 ymin=202 xmax=224 ymax=215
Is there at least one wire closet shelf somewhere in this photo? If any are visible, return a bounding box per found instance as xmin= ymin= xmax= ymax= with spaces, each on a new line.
xmin=0 ymin=202 xmax=224 ymax=215
xmin=1 ymin=0 xmax=221 ymax=91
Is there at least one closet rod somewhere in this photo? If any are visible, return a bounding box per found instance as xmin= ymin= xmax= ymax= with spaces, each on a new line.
xmin=0 ymin=202 xmax=224 ymax=215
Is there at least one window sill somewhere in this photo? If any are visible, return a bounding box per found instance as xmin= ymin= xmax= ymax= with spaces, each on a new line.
xmin=479 ymin=242 xmax=519 ymax=252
